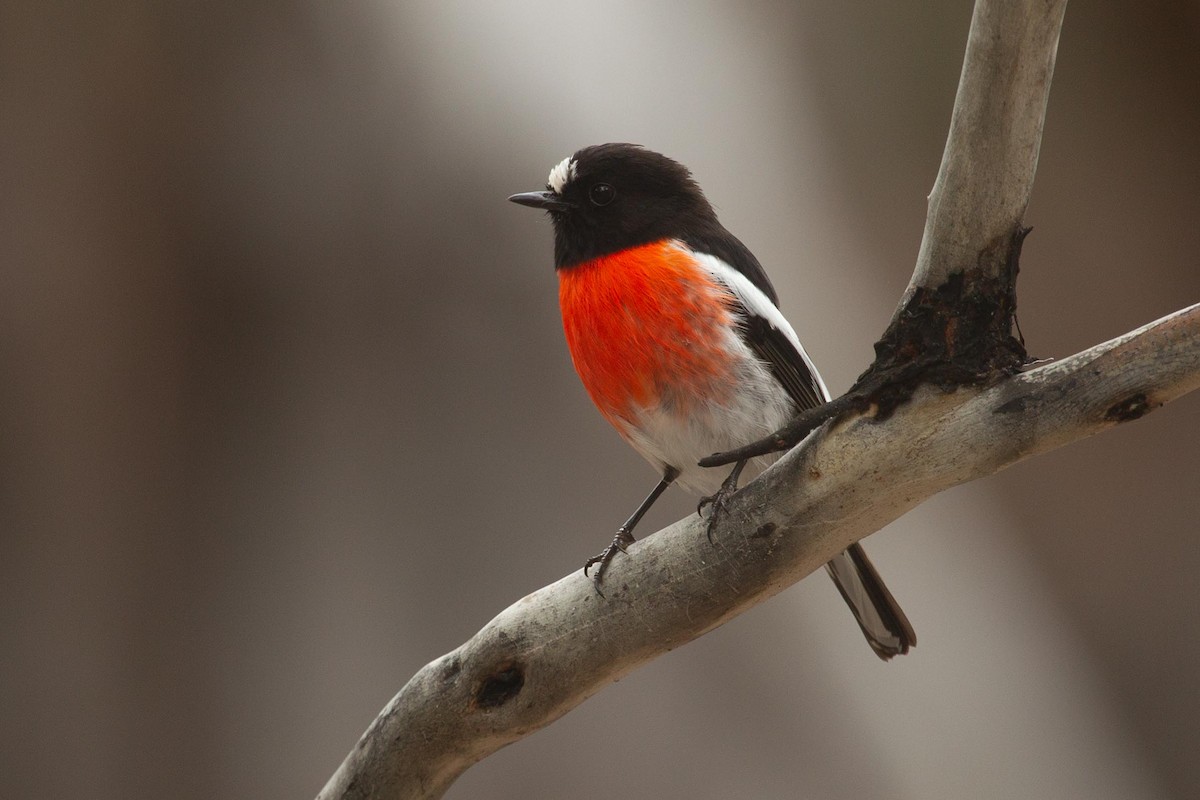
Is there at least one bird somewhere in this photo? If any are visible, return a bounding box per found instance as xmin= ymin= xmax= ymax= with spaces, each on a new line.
xmin=509 ymin=143 xmax=915 ymax=659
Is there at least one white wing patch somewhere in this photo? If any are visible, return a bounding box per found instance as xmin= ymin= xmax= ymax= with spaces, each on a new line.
xmin=685 ymin=247 xmax=831 ymax=402
xmin=547 ymin=156 xmax=577 ymax=194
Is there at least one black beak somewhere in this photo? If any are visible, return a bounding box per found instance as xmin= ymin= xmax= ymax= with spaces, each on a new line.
xmin=508 ymin=191 xmax=572 ymax=211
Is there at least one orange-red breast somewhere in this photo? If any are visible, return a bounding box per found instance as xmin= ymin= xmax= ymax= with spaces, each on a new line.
xmin=510 ymin=143 xmax=914 ymax=660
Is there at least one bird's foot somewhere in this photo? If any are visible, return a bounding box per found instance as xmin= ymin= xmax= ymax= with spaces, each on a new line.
xmin=583 ymin=527 xmax=636 ymax=596
xmin=698 ymin=465 xmax=744 ymax=544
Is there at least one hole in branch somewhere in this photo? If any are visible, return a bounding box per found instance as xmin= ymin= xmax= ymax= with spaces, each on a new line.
xmin=473 ymin=661 xmax=525 ymax=709
xmin=1105 ymin=393 xmax=1154 ymax=422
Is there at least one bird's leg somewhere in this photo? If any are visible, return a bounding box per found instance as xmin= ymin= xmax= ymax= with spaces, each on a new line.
xmin=585 ymin=466 xmax=679 ymax=594
xmin=698 ymin=459 xmax=747 ymax=543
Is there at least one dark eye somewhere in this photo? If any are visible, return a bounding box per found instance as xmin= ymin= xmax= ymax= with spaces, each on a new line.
xmin=589 ymin=183 xmax=616 ymax=206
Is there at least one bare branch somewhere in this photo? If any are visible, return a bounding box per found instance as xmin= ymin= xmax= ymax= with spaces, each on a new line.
xmin=906 ymin=0 xmax=1068 ymax=302
xmin=706 ymin=0 xmax=1070 ymax=466
xmin=320 ymin=304 xmax=1200 ymax=800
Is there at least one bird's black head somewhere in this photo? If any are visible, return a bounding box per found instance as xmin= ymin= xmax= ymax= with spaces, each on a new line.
xmin=509 ymin=143 xmax=719 ymax=269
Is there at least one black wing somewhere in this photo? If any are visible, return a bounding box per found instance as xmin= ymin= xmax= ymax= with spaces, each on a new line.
xmin=684 ymin=223 xmax=826 ymax=412
xmin=739 ymin=313 xmax=825 ymax=411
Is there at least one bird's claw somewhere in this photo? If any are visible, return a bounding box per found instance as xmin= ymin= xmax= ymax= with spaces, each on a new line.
xmin=583 ymin=527 xmax=636 ymax=595
xmin=698 ymin=469 xmax=742 ymax=544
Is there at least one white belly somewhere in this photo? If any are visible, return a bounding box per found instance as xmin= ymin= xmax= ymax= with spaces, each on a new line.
xmin=616 ymin=335 xmax=797 ymax=495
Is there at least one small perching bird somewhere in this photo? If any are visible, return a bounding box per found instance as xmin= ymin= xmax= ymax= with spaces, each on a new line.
xmin=510 ymin=144 xmax=915 ymax=660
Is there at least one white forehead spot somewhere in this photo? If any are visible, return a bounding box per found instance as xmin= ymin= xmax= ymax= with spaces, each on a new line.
xmin=547 ymin=156 xmax=577 ymax=194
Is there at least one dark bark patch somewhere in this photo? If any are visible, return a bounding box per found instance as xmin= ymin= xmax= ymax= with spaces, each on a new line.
xmin=751 ymin=522 xmax=777 ymax=538
xmin=856 ymin=226 xmax=1032 ymax=420
xmin=473 ymin=661 xmax=525 ymax=710
xmin=1106 ymin=393 xmax=1153 ymax=422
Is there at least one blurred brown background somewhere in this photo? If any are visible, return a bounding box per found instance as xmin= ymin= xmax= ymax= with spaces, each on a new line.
xmin=2 ymin=2 xmax=1198 ymax=798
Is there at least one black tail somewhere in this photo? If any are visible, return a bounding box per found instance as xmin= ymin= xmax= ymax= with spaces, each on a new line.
xmin=824 ymin=543 xmax=916 ymax=660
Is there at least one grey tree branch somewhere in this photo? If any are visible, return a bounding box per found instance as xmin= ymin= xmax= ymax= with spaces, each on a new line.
xmin=703 ymin=0 xmax=1070 ymax=468
xmin=906 ymin=0 xmax=1067 ymax=304
xmin=321 ymin=303 xmax=1200 ymax=800
xmin=317 ymin=1 xmax=1200 ymax=798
